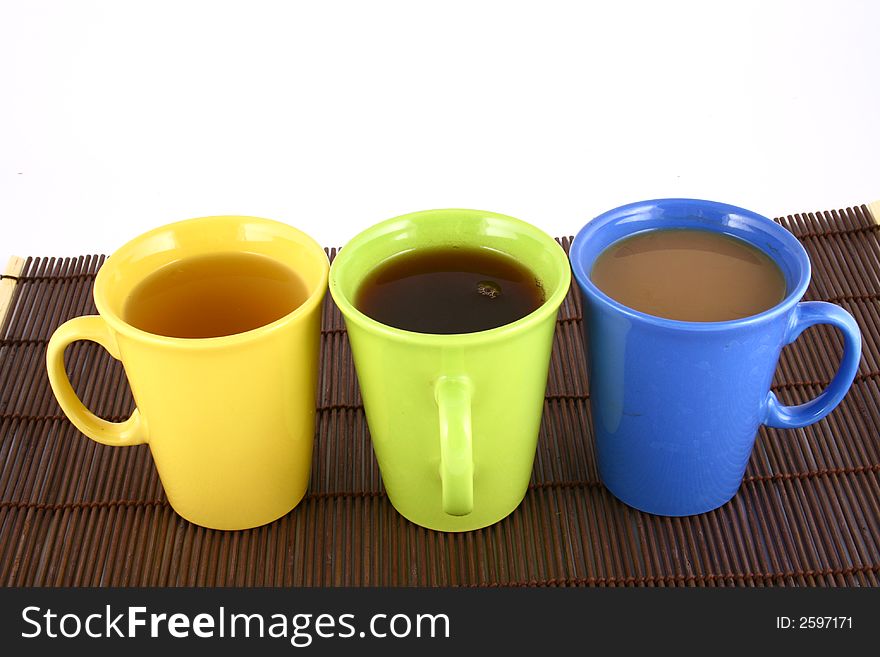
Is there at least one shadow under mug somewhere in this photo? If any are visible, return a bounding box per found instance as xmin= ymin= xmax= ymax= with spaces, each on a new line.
xmin=329 ymin=209 xmax=571 ymax=532
xmin=570 ymin=199 xmax=862 ymax=516
xmin=46 ymin=216 xmax=329 ymax=530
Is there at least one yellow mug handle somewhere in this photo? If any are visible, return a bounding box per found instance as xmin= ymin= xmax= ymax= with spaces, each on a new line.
xmin=46 ymin=315 xmax=147 ymax=446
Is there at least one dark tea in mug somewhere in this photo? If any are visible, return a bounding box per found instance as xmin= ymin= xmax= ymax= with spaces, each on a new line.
xmin=355 ymin=246 xmax=545 ymax=334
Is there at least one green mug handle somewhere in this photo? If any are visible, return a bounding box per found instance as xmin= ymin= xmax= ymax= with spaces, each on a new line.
xmin=435 ymin=377 xmax=474 ymax=516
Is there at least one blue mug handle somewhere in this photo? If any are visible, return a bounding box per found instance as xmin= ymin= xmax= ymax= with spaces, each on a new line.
xmin=764 ymin=301 xmax=862 ymax=429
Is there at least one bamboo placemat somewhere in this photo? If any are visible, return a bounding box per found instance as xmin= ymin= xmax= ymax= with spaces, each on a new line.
xmin=1 ymin=205 xmax=878 ymax=587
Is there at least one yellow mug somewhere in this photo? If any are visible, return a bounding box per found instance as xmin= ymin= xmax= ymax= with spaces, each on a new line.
xmin=45 ymin=216 xmax=329 ymax=530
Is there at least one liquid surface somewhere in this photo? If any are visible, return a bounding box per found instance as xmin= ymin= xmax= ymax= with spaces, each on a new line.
xmin=355 ymin=247 xmax=545 ymax=334
xmin=124 ymin=252 xmax=309 ymax=338
xmin=590 ymin=229 xmax=787 ymax=322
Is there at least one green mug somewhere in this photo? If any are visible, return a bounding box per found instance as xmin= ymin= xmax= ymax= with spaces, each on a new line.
xmin=329 ymin=209 xmax=571 ymax=531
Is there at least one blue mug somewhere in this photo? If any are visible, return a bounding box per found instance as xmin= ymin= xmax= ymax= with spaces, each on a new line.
xmin=570 ymin=199 xmax=862 ymax=516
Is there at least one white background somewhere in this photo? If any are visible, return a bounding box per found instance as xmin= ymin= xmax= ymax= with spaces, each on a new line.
xmin=1 ymin=0 xmax=878 ymax=256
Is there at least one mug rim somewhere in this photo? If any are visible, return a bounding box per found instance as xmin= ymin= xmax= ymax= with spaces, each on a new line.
xmin=93 ymin=215 xmax=330 ymax=348
xmin=328 ymin=208 xmax=572 ymax=346
xmin=569 ymin=198 xmax=812 ymax=332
